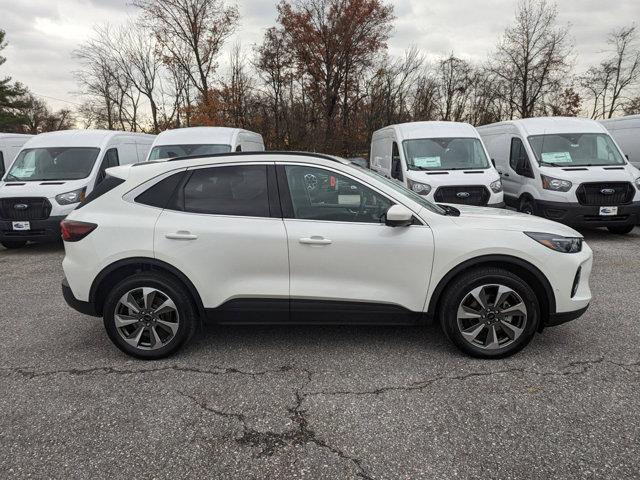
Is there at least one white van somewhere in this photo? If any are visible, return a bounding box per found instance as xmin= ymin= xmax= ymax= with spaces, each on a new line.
xmin=370 ymin=122 xmax=504 ymax=207
xmin=478 ymin=117 xmax=640 ymax=234
xmin=147 ymin=127 xmax=264 ymax=161
xmin=599 ymin=115 xmax=640 ymax=169
xmin=0 ymin=133 xmax=33 ymax=177
xmin=0 ymin=129 xmax=155 ymax=248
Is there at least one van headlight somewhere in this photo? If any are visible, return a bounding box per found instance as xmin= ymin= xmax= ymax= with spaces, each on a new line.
xmin=490 ymin=179 xmax=503 ymax=193
xmin=407 ymin=179 xmax=431 ymax=195
xmin=56 ymin=187 xmax=86 ymax=205
xmin=541 ymin=174 xmax=572 ymax=192
xmin=525 ymin=232 xmax=583 ymax=253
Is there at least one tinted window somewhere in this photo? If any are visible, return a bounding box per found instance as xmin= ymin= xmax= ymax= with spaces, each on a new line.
xmin=0 ymin=151 xmax=4 ymax=177
xmin=285 ymin=165 xmax=392 ymax=223
xmin=77 ymin=176 xmax=125 ymax=209
xmin=509 ymin=138 xmax=526 ymax=170
xmin=183 ymin=165 xmax=269 ymax=217
xmin=96 ymin=148 xmax=120 ymax=185
xmin=135 ymin=171 xmax=186 ymax=209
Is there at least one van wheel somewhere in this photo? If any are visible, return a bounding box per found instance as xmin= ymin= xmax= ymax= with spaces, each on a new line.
xmin=518 ymin=197 xmax=535 ymax=215
xmin=439 ymin=267 xmax=540 ymax=358
xmin=607 ymin=225 xmax=635 ymax=234
xmin=102 ymin=273 xmax=197 ymax=359
xmin=1 ymin=240 xmax=27 ymax=249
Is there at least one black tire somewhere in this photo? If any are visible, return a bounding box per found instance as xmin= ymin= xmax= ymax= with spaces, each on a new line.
xmin=103 ymin=272 xmax=197 ymax=359
xmin=607 ymin=225 xmax=635 ymax=235
xmin=1 ymin=240 xmax=27 ymax=249
xmin=518 ymin=197 xmax=535 ymax=215
xmin=439 ymin=267 xmax=540 ymax=359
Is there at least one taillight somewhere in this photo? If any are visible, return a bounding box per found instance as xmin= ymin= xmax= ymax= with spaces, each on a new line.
xmin=60 ymin=220 xmax=97 ymax=242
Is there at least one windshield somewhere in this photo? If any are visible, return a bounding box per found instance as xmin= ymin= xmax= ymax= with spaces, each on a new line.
xmin=149 ymin=144 xmax=232 ymax=160
xmin=528 ymin=133 xmax=626 ymax=167
xmin=357 ymin=166 xmax=445 ymax=215
xmin=403 ymin=138 xmax=490 ymax=171
xmin=5 ymin=147 xmax=101 ymax=181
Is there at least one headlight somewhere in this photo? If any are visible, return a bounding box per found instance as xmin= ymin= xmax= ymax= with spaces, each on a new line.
xmin=407 ymin=179 xmax=431 ymax=195
xmin=490 ymin=179 xmax=503 ymax=193
xmin=56 ymin=187 xmax=86 ymax=205
xmin=541 ymin=174 xmax=572 ymax=192
xmin=525 ymin=232 xmax=583 ymax=253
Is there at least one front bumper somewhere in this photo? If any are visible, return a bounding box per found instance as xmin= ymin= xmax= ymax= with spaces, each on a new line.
xmin=0 ymin=215 xmax=66 ymax=243
xmin=546 ymin=304 xmax=589 ymax=327
xmin=533 ymin=200 xmax=640 ymax=227
xmin=62 ymin=277 xmax=99 ymax=317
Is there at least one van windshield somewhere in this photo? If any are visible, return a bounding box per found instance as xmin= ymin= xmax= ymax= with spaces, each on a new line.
xmin=403 ymin=138 xmax=490 ymax=170
xmin=528 ymin=133 xmax=626 ymax=167
xmin=149 ymin=144 xmax=231 ymax=160
xmin=5 ymin=147 xmax=100 ymax=181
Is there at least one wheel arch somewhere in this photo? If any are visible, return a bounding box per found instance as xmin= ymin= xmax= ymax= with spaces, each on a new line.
xmin=89 ymin=257 xmax=206 ymax=319
xmin=427 ymin=255 xmax=556 ymax=329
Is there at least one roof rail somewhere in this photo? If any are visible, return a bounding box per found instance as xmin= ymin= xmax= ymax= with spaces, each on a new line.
xmin=165 ymin=150 xmax=346 ymax=163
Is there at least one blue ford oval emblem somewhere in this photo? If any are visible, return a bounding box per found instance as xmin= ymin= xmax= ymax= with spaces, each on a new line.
xmin=456 ymin=192 xmax=470 ymax=198
xmin=14 ymin=203 xmax=29 ymax=210
xmin=600 ymin=188 xmax=615 ymax=195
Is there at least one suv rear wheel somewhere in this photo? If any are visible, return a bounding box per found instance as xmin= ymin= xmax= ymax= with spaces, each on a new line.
xmin=439 ymin=267 xmax=540 ymax=358
xmin=103 ymin=273 xmax=196 ymax=359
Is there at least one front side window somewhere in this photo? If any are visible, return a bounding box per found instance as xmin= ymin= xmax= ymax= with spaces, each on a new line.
xmin=510 ymin=137 xmax=527 ymax=171
xmin=96 ymin=148 xmax=120 ymax=184
xmin=0 ymin=151 xmax=5 ymax=177
xmin=403 ymin=138 xmax=490 ymax=171
xmin=149 ymin=144 xmax=231 ymax=161
xmin=284 ymin=165 xmax=393 ymax=223
xmin=182 ymin=165 xmax=270 ymax=217
xmin=5 ymin=147 xmax=101 ymax=181
xmin=528 ymin=133 xmax=625 ymax=167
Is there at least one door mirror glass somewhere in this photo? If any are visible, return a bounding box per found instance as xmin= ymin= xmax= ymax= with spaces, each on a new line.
xmin=384 ymin=204 xmax=413 ymax=227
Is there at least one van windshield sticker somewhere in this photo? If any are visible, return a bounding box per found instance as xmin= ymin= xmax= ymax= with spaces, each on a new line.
xmin=541 ymin=152 xmax=572 ymax=163
xmin=414 ymin=156 xmax=441 ymax=168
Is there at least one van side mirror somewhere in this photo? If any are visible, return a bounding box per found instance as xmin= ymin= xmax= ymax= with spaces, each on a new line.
xmin=391 ymin=156 xmax=403 ymax=181
xmin=384 ymin=204 xmax=413 ymax=227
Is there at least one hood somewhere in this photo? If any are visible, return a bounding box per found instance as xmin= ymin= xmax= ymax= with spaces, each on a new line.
xmin=406 ymin=168 xmax=499 ymax=187
xmin=538 ymin=164 xmax=638 ymax=183
xmin=0 ymin=178 xmax=90 ymax=199
xmin=450 ymin=204 xmax=581 ymax=237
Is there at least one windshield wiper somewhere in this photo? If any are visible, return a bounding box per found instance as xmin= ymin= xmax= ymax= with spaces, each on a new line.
xmin=541 ymin=162 xmax=562 ymax=167
xmin=438 ymin=204 xmax=461 ymax=216
xmin=4 ymin=173 xmax=22 ymax=181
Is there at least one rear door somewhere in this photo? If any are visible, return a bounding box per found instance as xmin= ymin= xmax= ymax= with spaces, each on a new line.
xmin=278 ymin=163 xmax=434 ymax=322
xmin=153 ymin=163 xmax=289 ymax=317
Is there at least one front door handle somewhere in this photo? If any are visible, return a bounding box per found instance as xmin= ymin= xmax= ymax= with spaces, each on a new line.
xmin=165 ymin=231 xmax=198 ymax=240
xmin=299 ymin=236 xmax=332 ymax=245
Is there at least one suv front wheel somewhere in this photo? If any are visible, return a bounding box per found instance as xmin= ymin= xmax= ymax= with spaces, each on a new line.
xmin=439 ymin=267 xmax=540 ymax=358
xmin=103 ymin=273 xmax=196 ymax=359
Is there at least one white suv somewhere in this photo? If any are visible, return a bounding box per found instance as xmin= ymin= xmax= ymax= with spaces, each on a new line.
xmin=61 ymin=152 xmax=593 ymax=359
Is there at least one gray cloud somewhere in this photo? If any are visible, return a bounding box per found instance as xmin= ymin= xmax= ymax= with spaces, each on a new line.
xmin=0 ymin=0 xmax=638 ymax=110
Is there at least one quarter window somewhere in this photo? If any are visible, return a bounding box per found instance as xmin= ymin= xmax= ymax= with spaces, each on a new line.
xmin=284 ymin=165 xmax=392 ymax=223
xmin=183 ymin=165 xmax=270 ymax=217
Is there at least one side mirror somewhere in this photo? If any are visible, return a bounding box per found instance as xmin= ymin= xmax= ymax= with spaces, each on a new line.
xmin=385 ymin=204 xmax=413 ymax=227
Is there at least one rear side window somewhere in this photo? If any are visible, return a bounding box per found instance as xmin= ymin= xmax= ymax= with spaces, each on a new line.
xmin=182 ymin=165 xmax=270 ymax=217
xmin=135 ymin=171 xmax=186 ymax=209
xmin=76 ymin=176 xmax=125 ymax=209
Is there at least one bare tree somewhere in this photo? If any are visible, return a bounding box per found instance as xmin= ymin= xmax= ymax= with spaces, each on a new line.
xmin=490 ymin=0 xmax=572 ymax=118
xmin=134 ymin=0 xmax=239 ymax=98
xmin=581 ymin=25 xmax=640 ymax=119
xmin=436 ymin=54 xmax=473 ymax=121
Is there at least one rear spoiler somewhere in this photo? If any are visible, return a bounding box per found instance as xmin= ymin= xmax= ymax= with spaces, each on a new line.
xmin=105 ymin=164 xmax=133 ymax=180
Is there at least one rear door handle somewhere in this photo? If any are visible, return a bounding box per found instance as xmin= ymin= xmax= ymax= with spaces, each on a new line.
xmin=165 ymin=231 xmax=198 ymax=240
xmin=299 ymin=236 xmax=332 ymax=245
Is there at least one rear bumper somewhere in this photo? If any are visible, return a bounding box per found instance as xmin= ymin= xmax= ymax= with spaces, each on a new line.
xmin=533 ymin=200 xmax=640 ymax=227
xmin=546 ymin=304 xmax=589 ymax=327
xmin=62 ymin=277 xmax=99 ymax=317
xmin=0 ymin=215 xmax=65 ymax=243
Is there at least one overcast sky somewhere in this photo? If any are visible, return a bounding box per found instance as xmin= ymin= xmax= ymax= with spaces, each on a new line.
xmin=1 ymin=0 xmax=639 ymax=111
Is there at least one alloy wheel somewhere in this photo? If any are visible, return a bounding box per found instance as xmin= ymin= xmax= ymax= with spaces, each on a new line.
xmin=456 ymin=284 xmax=527 ymax=350
xmin=114 ymin=287 xmax=180 ymax=350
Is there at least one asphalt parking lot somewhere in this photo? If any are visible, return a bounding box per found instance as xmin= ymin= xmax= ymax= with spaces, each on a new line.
xmin=1 ymin=227 xmax=639 ymax=479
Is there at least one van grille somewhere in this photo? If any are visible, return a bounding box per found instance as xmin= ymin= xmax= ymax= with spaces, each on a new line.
xmin=0 ymin=197 xmax=52 ymax=220
xmin=434 ymin=185 xmax=490 ymax=206
xmin=575 ymin=182 xmax=634 ymax=206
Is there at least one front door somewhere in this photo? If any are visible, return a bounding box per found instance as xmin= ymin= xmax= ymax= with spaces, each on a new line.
xmin=278 ymin=163 xmax=434 ymax=323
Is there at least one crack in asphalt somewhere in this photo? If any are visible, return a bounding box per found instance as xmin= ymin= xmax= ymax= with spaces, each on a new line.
xmin=179 ymin=372 xmax=375 ymax=480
